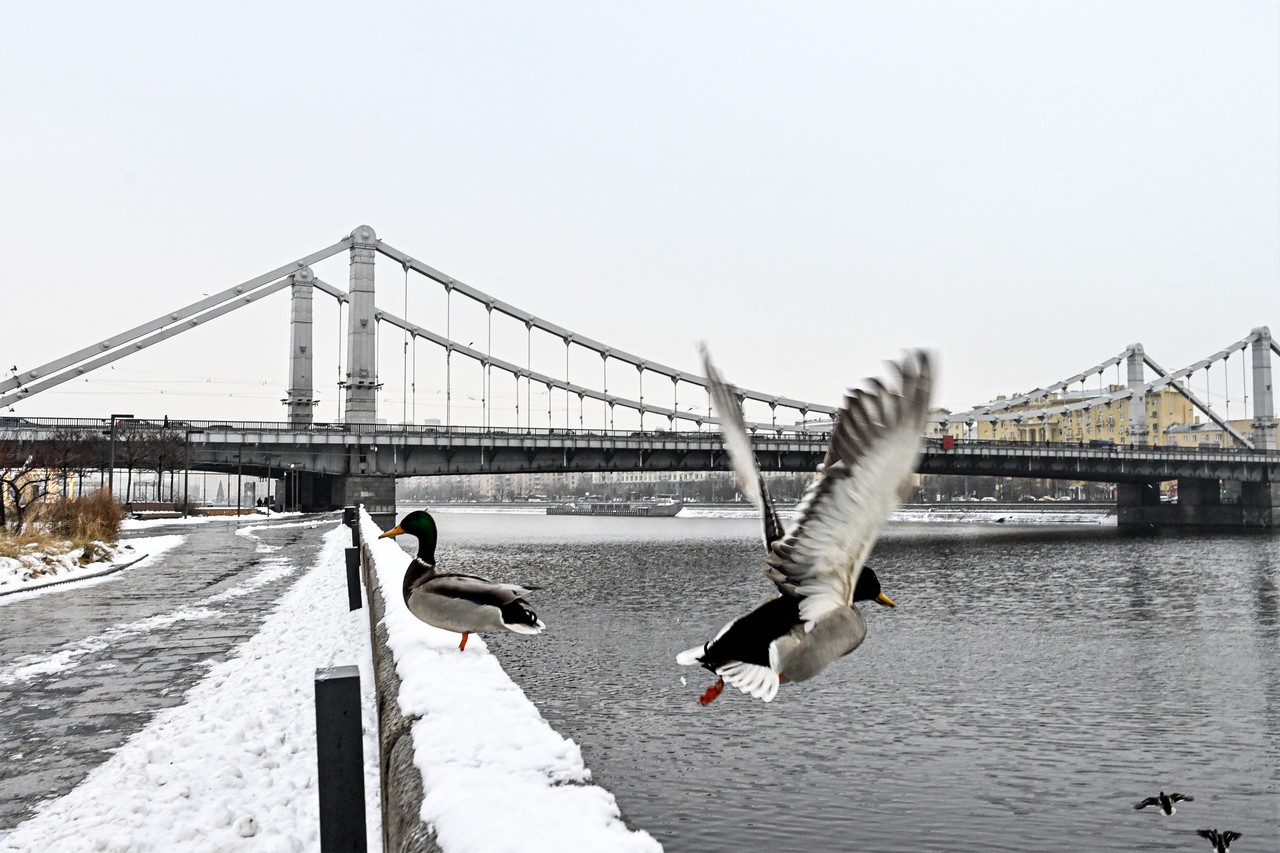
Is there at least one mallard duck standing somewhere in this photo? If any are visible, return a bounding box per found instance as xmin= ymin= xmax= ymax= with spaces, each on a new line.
xmin=677 ymin=346 xmax=930 ymax=703
xmin=379 ymin=510 xmax=545 ymax=650
xmin=1197 ymin=829 xmax=1241 ymax=852
xmin=1134 ymin=791 xmax=1194 ymax=816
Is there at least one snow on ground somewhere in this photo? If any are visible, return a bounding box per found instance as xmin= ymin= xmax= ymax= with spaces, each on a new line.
xmin=0 ymin=535 xmax=185 ymax=601
xmin=0 ymin=523 xmax=381 ymax=852
xmin=362 ymin=512 xmax=663 ymax=853
xmin=118 ymin=511 xmax=305 ymax=531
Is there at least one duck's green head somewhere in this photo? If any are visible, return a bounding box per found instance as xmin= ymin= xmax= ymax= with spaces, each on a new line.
xmin=378 ymin=510 xmax=438 ymax=563
xmin=853 ymin=567 xmax=897 ymax=608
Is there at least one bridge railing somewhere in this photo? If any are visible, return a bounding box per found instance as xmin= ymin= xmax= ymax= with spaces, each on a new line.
xmin=924 ymin=436 xmax=1280 ymax=461
xmin=4 ymin=417 xmax=1279 ymax=461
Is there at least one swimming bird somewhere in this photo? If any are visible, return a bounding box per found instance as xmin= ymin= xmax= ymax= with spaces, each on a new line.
xmin=677 ymin=346 xmax=930 ymax=703
xmin=1134 ymin=791 xmax=1194 ymax=815
xmin=1197 ymin=829 xmax=1241 ymax=852
xmin=378 ymin=510 xmax=545 ymax=650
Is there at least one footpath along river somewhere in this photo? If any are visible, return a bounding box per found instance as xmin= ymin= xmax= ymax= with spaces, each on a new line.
xmin=0 ymin=515 xmax=335 ymax=831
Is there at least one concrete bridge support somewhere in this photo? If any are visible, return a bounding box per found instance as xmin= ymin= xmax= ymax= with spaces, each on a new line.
xmin=336 ymin=475 xmax=396 ymax=531
xmin=1118 ymin=477 xmax=1278 ymax=530
xmin=284 ymin=267 xmax=316 ymax=426
xmin=1251 ymin=326 xmax=1275 ymax=451
xmin=1116 ymin=481 xmax=1161 ymax=529
xmin=344 ymin=225 xmax=379 ymax=425
xmin=1126 ymin=344 xmax=1147 ymax=445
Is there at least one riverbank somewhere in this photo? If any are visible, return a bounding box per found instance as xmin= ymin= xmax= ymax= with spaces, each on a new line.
xmin=361 ymin=510 xmax=662 ymax=852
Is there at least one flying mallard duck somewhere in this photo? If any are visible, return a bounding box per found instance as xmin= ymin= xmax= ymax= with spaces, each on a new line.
xmin=379 ymin=510 xmax=545 ymax=650
xmin=1134 ymin=791 xmax=1194 ymax=816
xmin=1197 ymin=829 xmax=1241 ymax=852
xmin=677 ymin=346 xmax=931 ymax=703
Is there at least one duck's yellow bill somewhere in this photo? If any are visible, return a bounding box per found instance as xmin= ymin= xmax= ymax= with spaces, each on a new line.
xmin=378 ymin=525 xmax=404 ymax=539
xmin=876 ymin=592 xmax=897 ymax=608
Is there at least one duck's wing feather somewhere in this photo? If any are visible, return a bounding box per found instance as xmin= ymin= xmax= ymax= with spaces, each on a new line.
xmin=1135 ymin=797 xmax=1160 ymax=810
xmin=423 ymin=573 xmax=536 ymax=607
xmin=763 ymin=351 xmax=932 ymax=627
xmin=700 ymin=343 xmax=785 ymax=550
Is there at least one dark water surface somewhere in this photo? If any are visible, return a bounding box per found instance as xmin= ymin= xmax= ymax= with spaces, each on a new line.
xmin=416 ymin=509 xmax=1280 ymax=852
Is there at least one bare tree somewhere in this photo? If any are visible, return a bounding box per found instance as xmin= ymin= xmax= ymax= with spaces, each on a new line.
xmin=0 ymin=442 xmax=54 ymax=533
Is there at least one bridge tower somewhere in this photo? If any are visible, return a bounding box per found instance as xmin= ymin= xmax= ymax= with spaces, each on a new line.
xmin=344 ymin=225 xmax=379 ymax=424
xmin=1252 ymin=326 xmax=1275 ymax=451
xmin=1125 ymin=344 xmax=1147 ymax=445
xmin=284 ymin=266 xmax=316 ymax=426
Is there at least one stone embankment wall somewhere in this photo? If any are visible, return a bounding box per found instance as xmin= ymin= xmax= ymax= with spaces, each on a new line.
xmin=353 ymin=514 xmax=440 ymax=853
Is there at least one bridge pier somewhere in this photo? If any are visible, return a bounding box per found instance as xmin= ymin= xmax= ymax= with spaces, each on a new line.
xmin=1118 ymin=477 xmax=1278 ymax=530
xmin=335 ymin=475 xmax=396 ymax=532
xmin=1251 ymin=326 xmax=1275 ymax=451
xmin=284 ymin=267 xmax=317 ymax=426
xmin=1125 ymin=344 xmax=1148 ymax=445
xmin=344 ymin=225 xmax=379 ymax=425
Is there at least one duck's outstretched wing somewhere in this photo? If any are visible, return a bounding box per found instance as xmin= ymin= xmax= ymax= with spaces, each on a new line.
xmin=700 ymin=343 xmax=785 ymax=550
xmin=764 ymin=351 xmax=932 ymax=627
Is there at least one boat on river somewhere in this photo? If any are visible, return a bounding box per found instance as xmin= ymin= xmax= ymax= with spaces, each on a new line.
xmin=545 ymin=499 xmax=684 ymax=517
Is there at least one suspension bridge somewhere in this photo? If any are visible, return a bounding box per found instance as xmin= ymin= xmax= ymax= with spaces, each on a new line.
xmin=2 ymin=225 xmax=1277 ymax=530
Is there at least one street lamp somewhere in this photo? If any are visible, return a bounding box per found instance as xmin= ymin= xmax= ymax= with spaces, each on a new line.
xmin=106 ymin=413 xmax=134 ymax=500
xmin=288 ymin=463 xmax=296 ymax=512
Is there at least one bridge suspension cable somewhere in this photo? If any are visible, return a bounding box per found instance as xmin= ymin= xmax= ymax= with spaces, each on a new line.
xmin=373 ymin=240 xmax=837 ymax=423
xmin=0 ymin=239 xmax=353 ymax=410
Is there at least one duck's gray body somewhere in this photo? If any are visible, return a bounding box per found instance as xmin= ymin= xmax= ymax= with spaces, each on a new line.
xmin=380 ymin=513 xmax=545 ymax=644
xmin=403 ymin=558 xmax=543 ymax=635
xmin=771 ymin=604 xmax=866 ymax=682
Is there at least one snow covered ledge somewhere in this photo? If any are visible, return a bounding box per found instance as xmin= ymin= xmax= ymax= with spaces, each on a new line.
xmin=357 ymin=509 xmax=662 ymax=853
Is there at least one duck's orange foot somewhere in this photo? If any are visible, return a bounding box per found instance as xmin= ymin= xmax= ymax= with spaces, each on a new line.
xmin=698 ymin=677 xmax=726 ymax=706
xmin=458 ymin=632 xmax=470 ymax=651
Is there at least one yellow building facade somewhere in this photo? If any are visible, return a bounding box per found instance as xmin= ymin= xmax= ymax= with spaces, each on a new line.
xmin=966 ymin=385 xmax=1196 ymax=446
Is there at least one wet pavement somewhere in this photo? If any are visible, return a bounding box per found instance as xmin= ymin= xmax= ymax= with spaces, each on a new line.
xmin=0 ymin=514 xmax=338 ymax=830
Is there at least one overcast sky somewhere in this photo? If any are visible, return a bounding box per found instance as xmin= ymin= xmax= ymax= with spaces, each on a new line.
xmin=2 ymin=0 xmax=1276 ymax=428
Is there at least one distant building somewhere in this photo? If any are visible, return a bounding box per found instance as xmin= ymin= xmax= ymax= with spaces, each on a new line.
xmin=1162 ymin=418 xmax=1253 ymax=449
xmin=968 ymin=384 xmax=1195 ymax=445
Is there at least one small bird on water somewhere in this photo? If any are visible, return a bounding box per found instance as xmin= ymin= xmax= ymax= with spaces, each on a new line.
xmin=1133 ymin=791 xmax=1194 ymax=816
xmin=1196 ymin=829 xmax=1242 ymax=852
xmin=379 ymin=509 xmax=545 ymax=650
xmin=676 ymin=346 xmax=930 ymax=704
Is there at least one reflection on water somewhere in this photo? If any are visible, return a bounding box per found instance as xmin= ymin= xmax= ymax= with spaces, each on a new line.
xmin=400 ymin=509 xmax=1280 ymax=852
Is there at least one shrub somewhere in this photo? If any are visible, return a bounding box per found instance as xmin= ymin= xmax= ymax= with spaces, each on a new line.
xmin=35 ymin=490 xmax=124 ymax=542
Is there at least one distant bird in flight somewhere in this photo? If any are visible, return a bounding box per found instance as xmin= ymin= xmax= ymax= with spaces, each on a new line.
xmin=1134 ymin=791 xmax=1194 ymax=815
xmin=677 ymin=345 xmax=930 ymax=703
xmin=1197 ymin=829 xmax=1242 ymax=852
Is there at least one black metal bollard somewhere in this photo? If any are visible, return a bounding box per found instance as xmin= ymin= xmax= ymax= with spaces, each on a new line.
xmin=343 ymin=506 xmax=360 ymax=548
xmin=345 ymin=547 xmax=362 ymax=611
xmin=315 ymin=665 xmax=367 ymax=852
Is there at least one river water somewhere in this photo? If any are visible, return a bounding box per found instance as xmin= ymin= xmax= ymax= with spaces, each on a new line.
xmin=411 ymin=507 xmax=1279 ymax=853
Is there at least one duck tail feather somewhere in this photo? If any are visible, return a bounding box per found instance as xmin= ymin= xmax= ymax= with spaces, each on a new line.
xmin=500 ymin=600 xmax=544 ymax=633
xmin=676 ymin=645 xmax=706 ymax=666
